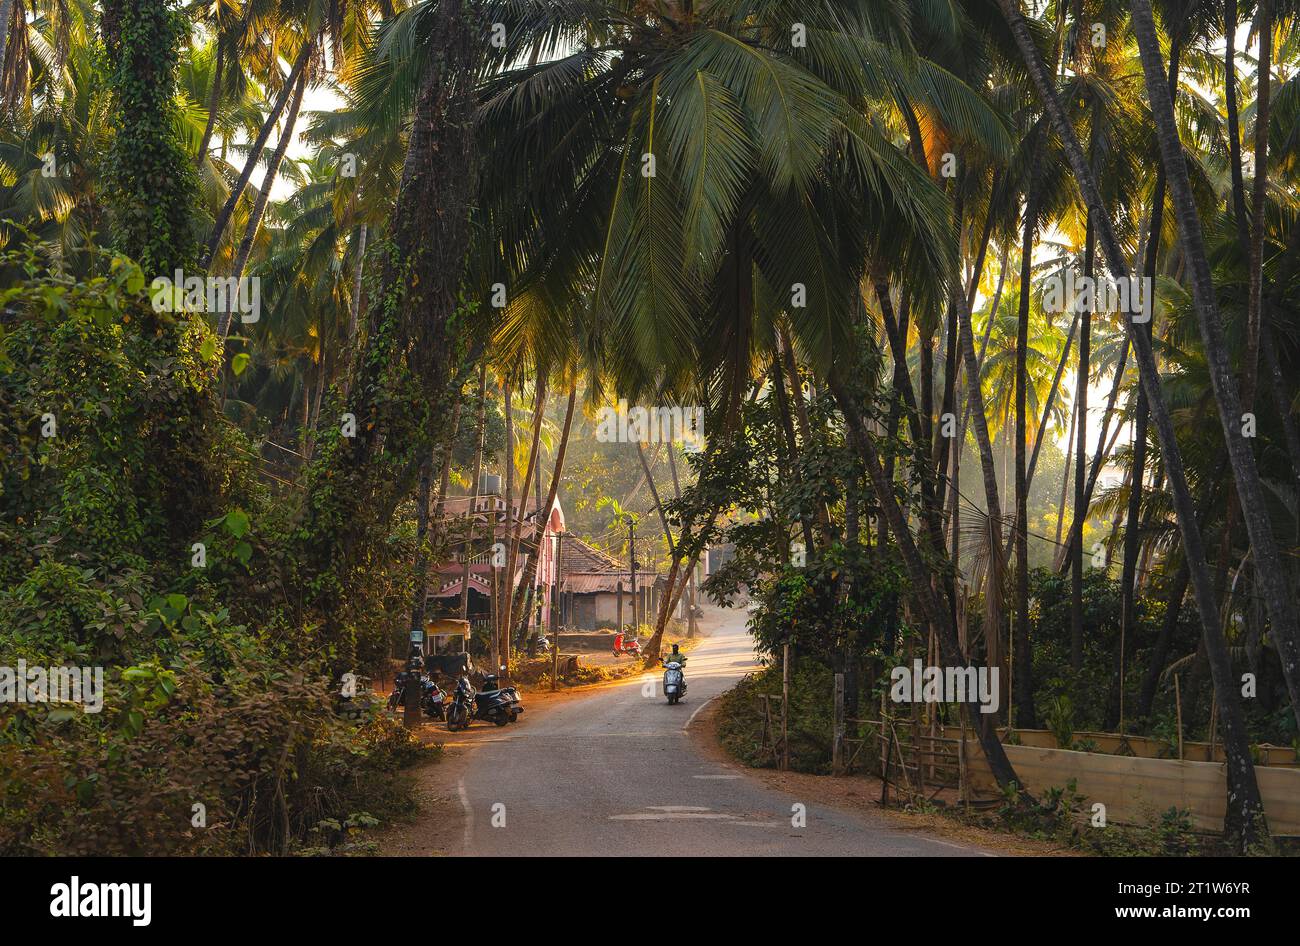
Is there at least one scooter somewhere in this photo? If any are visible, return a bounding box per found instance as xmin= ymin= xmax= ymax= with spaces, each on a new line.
xmin=387 ymin=665 xmax=447 ymax=719
xmin=612 ymin=631 xmax=641 ymax=658
xmin=661 ymin=657 xmax=686 ymax=704
xmin=445 ymin=673 xmax=524 ymax=730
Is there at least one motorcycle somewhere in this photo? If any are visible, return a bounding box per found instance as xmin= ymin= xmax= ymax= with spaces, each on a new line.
xmin=446 ymin=673 xmax=524 ymax=730
xmin=387 ymin=665 xmax=447 ymax=719
xmin=661 ymin=657 xmax=687 ymax=704
xmin=612 ymin=631 xmax=641 ymax=658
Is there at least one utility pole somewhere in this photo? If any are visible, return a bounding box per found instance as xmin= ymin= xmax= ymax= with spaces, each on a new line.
xmin=781 ymin=642 xmax=790 ymax=771
xmin=629 ymin=519 xmax=638 ymax=632
xmin=551 ymin=532 xmax=563 ymax=691
xmin=687 ymin=565 xmax=698 ymax=639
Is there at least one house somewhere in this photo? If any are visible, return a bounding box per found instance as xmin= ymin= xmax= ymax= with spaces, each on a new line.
xmin=558 ymin=534 xmax=660 ymax=630
xmin=426 ymin=491 xmax=564 ymax=637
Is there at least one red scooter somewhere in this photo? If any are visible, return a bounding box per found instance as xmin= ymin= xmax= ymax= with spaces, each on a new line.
xmin=612 ymin=631 xmax=642 ymax=657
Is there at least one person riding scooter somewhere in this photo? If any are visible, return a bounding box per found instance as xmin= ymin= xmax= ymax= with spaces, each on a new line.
xmin=661 ymin=644 xmax=687 ymax=704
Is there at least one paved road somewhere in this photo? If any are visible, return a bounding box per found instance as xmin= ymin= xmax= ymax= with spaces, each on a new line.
xmin=456 ymin=611 xmax=990 ymax=856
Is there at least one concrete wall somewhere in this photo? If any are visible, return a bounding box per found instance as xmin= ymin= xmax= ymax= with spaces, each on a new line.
xmin=963 ymin=741 xmax=1300 ymax=835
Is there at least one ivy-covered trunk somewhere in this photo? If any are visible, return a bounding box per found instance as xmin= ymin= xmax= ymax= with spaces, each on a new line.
xmin=297 ymin=0 xmax=482 ymax=667
xmin=101 ymin=0 xmax=201 ymax=282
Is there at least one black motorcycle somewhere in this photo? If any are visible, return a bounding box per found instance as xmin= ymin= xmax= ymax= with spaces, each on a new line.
xmin=445 ymin=674 xmax=523 ymax=730
xmin=387 ymin=666 xmax=447 ymax=719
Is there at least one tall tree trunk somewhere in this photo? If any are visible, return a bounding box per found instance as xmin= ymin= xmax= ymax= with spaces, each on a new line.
xmin=956 ymin=268 xmax=1008 ymax=667
xmin=1136 ymin=561 xmax=1189 ymax=721
xmin=1120 ymin=30 xmax=1181 ymax=729
xmin=459 ymin=364 xmax=489 ymax=620
xmin=1014 ymin=188 xmax=1039 ymax=727
xmin=0 ymin=0 xmax=14 ymax=89
xmin=407 ymin=459 xmax=434 ymax=641
xmin=1054 ymin=397 xmax=1076 ymax=563
xmin=1242 ymin=0 xmax=1271 ymax=411
xmin=502 ymin=377 xmax=547 ymax=665
xmin=497 ymin=380 xmax=515 ymax=665
xmin=202 ymin=40 xmax=313 ymax=269
xmin=515 ymin=381 xmax=578 ymax=642
xmin=1129 ymin=0 xmax=1300 ymax=734
xmin=1225 ymin=0 xmax=1250 ymax=245
xmin=1071 ymin=219 xmax=1094 ymax=674
xmin=341 ymin=223 xmax=368 ymax=399
xmin=1025 ymin=308 xmax=1078 ymax=492
xmin=999 ymin=0 xmax=1270 ymax=847
xmin=219 ymin=60 xmax=309 ymax=336
xmin=772 ymin=340 xmax=817 ymax=553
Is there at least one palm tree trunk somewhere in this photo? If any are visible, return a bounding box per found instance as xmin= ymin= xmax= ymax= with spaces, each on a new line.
xmin=1025 ymin=308 xmax=1078 ymax=493
xmin=0 ymin=0 xmax=13 ymax=84
xmin=999 ymin=0 xmax=1269 ymax=846
xmin=341 ymin=223 xmax=367 ymax=398
xmin=1120 ymin=32 xmax=1181 ymax=721
xmin=1243 ymin=0 xmax=1271 ymax=411
xmin=202 ymin=41 xmax=313 ymax=269
xmin=1054 ymin=398 xmax=1076 ymax=574
xmin=219 ymin=62 xmax=309 ymax=336
xmin=1129 ymin=0 xmax=1300 ymax=734
xmin=1014 ymin=186 xmax=1039 ymax=727
xmin=956 ymin=273 xmax=1008 ymax=667
xmin=304 ymin=347 xmax=326 ymax=461
xmin=497 ymin=379 xmax=514 ymax=662
xmin=459 ymin=364 xmax=489 ymax=620
xmin=514 ymin=381 xmax=577 ymax=642
xmin=407 ymin=459 xmax=434 ymax=641
xmin=1070 ymin=219 xmax=1094 ymax=674
xmin=502 ymin=377 xmax=547 ymax=665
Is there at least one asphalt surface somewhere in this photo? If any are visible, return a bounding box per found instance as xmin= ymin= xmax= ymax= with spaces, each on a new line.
xmin=455 ymin=611 xmax=991 ymax=856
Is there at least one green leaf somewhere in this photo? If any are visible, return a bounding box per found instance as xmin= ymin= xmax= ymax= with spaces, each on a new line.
xmin=165 ymin=593 xmax=188 ymax=613
xmin=233 ymin=541 xmax=252 ymax=565
xmin=224 ymin=508 xmax=250 ymax=538
xmin=199 ymin=337 xmax=217 ymax=361
xmin=231 ymin=352 xmax=250 ymax=376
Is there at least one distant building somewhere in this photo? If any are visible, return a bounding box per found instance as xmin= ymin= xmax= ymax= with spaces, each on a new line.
xmin=558 ymin=534 xmax=660 ymax=630
xmin=427 ymin=493 xmax=564 ymax=636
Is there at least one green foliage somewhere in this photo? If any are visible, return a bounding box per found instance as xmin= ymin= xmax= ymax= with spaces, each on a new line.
xmin=100 ymin=0 xmax=202 ymax=276
xmin=0 ymin=244 xmax=431 ymax=854
xmin=716 ymin=663 xmax=838 ymax=774
xmin=1044 ymin=693 xmax=1075 ymax=749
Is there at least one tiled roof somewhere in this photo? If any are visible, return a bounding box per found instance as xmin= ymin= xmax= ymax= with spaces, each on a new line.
xmin=560 ymin=534 xmax=627 ymax=573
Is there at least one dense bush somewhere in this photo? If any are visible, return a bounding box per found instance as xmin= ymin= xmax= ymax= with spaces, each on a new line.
xmin=0 ymin=243 xmax=430 ymax=854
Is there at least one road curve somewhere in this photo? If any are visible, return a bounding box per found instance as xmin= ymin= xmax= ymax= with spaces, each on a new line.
xmin=456 ymin=611 xmax=991 ymax=856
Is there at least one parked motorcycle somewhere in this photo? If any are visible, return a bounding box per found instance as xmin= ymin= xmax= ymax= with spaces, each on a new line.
xmin=445 ymin=673 xmax=524 ymax=730
xmin=612 ymin=631 xmax=641 ymax=658
xmin=387 ymin=665 xmax=447 ymax=719
xmin=661 ymin=657 xmax=686 ymax=704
